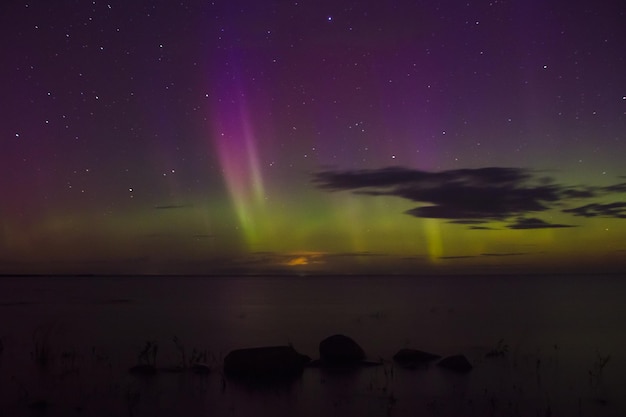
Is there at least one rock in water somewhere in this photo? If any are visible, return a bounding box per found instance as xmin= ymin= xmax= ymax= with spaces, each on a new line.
xmin=437 ymin=355 xmax=473 ymax=373
xmin=319 ymin=334 xmax=365 ymax=365
xmin=224 ymin=345 xmax=310 ymax=378
xmin=129 ymin=364 xmax=157 ymax=375
xmin=393 ymin=348 xmax=440 ymax=368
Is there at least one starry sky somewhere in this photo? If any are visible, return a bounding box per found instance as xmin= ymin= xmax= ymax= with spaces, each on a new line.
xmin=1 ymin=1 xmax=626 ymax=275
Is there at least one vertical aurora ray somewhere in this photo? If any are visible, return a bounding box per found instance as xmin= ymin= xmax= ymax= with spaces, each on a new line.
xmin=424 ymin=219 xmax=444 ymax=263
xmin=209 ymin=67 xmax=268 ymax=248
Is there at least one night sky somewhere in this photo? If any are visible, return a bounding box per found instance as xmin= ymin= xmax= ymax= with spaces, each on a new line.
xmin=2 ymin=1 xmax=626 ymax=275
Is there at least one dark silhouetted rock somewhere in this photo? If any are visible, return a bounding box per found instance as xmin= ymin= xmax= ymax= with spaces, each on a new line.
xmin=393 ymin=348 xmax=440 ymax=368
xmin=129 ymin=364 xmax=157 ymax=375
xmin=224 ymin=345 xmax=310 ymax=378
xmin=437 ymin=355 xmax=473 ymax=373
xmin=319 ymin=334 xmax=365 ymax=365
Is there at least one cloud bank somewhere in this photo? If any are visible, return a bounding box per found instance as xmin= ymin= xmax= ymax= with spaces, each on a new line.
xmin=313 ymin=166 xmax=626 ymax=229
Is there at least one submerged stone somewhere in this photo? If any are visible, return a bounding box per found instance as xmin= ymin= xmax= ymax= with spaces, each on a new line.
xmin=437 ymin=355 xmax=473 ymax=373
xmin=393 ymin=348 xmax=440 ymax=368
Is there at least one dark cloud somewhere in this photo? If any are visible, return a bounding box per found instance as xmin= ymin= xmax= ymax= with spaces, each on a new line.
xmin=314 ymin=166 xmax=531 ymax=189
xmin=448 ymin=219 xmax=489 ymax=225
xmin=313 ymin=166 xmax=626 ymax=228
xmin=507 ymin=217 xmax=576 ymax=230
xmin=603 ymin=183 xmax=626 ymax=193
xmin=561 ymin=187 xmax=597 ymax=199
xmin=315 ymin=166 xmax=561 ymax=221
xmin=439 ymin=255 xmax=477 ymax=260
xmin=563 ymin=202 xmax=626 ymax=218
xmin=449 ymin=219 xmax=496 ymax=230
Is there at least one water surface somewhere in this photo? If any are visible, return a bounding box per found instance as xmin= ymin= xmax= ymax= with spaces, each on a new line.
xmin=1 ymin=274 xmax=624 ymax=416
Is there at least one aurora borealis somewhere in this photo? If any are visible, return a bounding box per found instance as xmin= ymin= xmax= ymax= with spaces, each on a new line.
xmin=1 ymin=1 xmax=626 ymax=275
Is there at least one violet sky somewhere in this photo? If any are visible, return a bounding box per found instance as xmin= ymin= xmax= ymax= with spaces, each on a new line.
xmin=1 ymin=1 xmax=626 ymax=275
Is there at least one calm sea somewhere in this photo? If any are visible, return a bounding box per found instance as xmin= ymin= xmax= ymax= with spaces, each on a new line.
xmin=1 ymin=274 xmax=625 ymax=416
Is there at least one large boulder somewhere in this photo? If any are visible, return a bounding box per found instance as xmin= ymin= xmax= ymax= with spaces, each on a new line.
xmin=393 ymin=348 xmax=440 ymax=369
xmin=223 ymin=345 xmax=310 ymax=378
xmin=319 ymin=334 xmax=365 ymax=365
xmin=437 ymin=354 xmax=473 ymax=373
